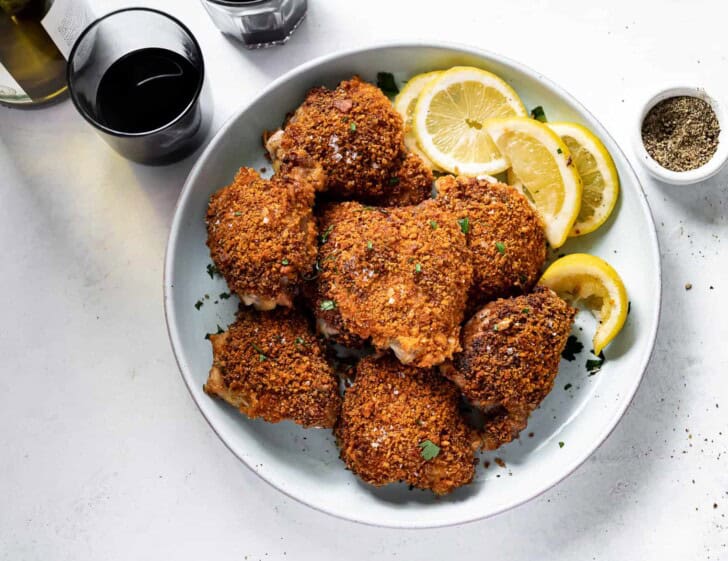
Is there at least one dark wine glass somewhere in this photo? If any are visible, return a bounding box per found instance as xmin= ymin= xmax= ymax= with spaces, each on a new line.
xmin=67 ymin=8 xmax=211 ymax=165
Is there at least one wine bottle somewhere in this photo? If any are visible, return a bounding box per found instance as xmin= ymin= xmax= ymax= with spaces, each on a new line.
xmin=0 ymin=0 xmax=92 ymax=107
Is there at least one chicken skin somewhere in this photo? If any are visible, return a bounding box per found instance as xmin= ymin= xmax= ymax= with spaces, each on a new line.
xmin=311 ymin=200 xmax=473 ymax=367
xmin=435 ymin=175 xmax=546 ymax=310
xmin=204 ymin=307 xmax=341 ymax=428
xmin=206 ymin=164 xmax=319 ymax=310
xmin=266 ymin=76 xmax=432 ymax=206
xmin=336 ymin=356 xmax=479 ymax=495
xmin=441 ymin=286 xmax=576 ymax=450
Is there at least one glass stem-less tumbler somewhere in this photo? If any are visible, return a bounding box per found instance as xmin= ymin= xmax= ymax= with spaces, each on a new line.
xmin=201 ymin=0 xmax=306 ymax=49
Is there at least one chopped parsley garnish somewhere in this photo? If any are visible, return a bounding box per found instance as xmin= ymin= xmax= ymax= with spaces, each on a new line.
xmin=388 ymin=176 xmax=400 ymax=186
xmin=561 ymin=335 xmax=583 ymax=361
xmin=521 ymin=307 xmax=531 ymax=314
xmin=415 ymin=263 xmax=422 ymax=273
xmin=321 ymin=224 xmax=334 ymax=243
xmin=219 ymin=292 xmax=231 ymax=300
xmin=366 ymin=240 xmax=373 ymax=250
xmin=294 ymin=336 xmax=307 ymax=347
xmin=320 ymin=300 xmax=336 ymax=311
xmin=194 ymin=300 xmax=203 ymax=310
xmin=204 ymin=324 xmax=225 ymax=340
xmin=251 ymin=342 xmax=268 ymax=362
xmin=458 ymin=217 xmax=470 ymax=234
xmin=419 ymin=439 xmax=441 ymax=461
xmin=206 ymin=263 xmax=221 ymax=279
xmin=349 ymin=122 xmax=357 ymax=132
xmin=586 ymin=353 xmax=605 ymax=375
xmin=376 ymin=72 xmax=399 ymax=96
xmin=530 ymin=105 xmax=548 ymax=122
xmin=281 ymin=258 xmax=290 ymax=265
xmin=233 ymin=211 xmax=242 ymax=217
xmin=429 ymin=220 xmax=438 ymax=230
xmin=557 ymin=147 xmax=563 ymax=154
xmin=564 ymin=383 xmax=573 ymax=390
xmin=558 ymin=441 xmax=565 ymax=448
xmin=495 ymin=241 xmax=506 ymax=254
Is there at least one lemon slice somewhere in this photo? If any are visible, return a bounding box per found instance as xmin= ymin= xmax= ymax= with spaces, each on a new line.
xmin=482 ymin=117 xmax=582 ymax=248
xmin=539 ymin=254 xmax=628 ymax=355
xmin=413 ymin=66 xmax=527 ymax=175
xmin=547 ymin=122 xmax=620 ymax=237
xmin=393 ymin=71 xmax=442 ymax=170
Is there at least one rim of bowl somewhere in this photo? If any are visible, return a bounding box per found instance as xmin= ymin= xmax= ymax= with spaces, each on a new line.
xmin=634 ymin=85 xmax=728 ymax=185
xmin=163 ymin=41 xmax=662 ymax=529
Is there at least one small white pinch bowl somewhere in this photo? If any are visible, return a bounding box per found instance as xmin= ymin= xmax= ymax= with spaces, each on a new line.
xmin=635 ymin=85 xmax=728 ymax=185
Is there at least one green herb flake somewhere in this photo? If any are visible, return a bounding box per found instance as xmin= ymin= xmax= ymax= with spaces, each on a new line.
xmin=233 ymin=211 xmax=242 ymax=217
xmin=419 ymin=439 xmax=441 ymax=461
xmin=415 ymin=263 xmax=422 ymax=273
xmin=194 ymin=300 xmax=203 ymax=310
xmin=349 ymin=122 xmax=357 ymax=132
xmin=429 ymin=220 xmax=439 ymax=230
xmin=251 ymin=343 xmax=268 ymax=362
xmin=294 ymin=336 xmax=306 ymax=347
xmin=204 ymin=324 xmax=225 ymax=340
xmin=561 ymin=335 xmax=584 ymax=361
xmin=281 ymin=258 xmax=290 ymax=265
xmin=206 ymin=263 xmax=221 ymax=279
xmin=320 ymin=300 xmax=336 ymax=311
xmin=458 ymin=217 xmax=470 ymax=234
xmin=557 ymin=147 xmax=563 ymax=154
xmin=531 ymin=105 xmax=548 ymax=122
xmin=376 ymin=72 xmax=400 ymax=96
xmin=558 ymin=441 xmax=565 ymax=448
xmin=586 ymin=353 xmax=605 ymax=376
xmin=521 ymin=307 xmax=531 ymax=314
xmin=495 ymin=241 xmax=506 ymax=254
xmin=321 ymin=224 xmax=334 ymax=243
xmin=564 ymin=383 xmax=573 ymax=390
xmin=219 ymin=292 xmax=231 ymax=300
xmin=388 ymin=176 xmax=400 ymax=186
xmin=366 ymin=240 xmax=373 ymax=251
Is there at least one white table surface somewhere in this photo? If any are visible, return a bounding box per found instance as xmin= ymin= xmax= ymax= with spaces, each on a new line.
xmin=2 ymin=1 xmax=727 ymax=559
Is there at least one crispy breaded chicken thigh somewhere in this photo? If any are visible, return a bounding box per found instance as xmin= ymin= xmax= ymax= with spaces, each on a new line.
xmin=204 ymin=307 xmax=341 ymax=428
xmin=311 ymin=200 xmax=473 ymax=367
xmin=441 ymin=286 xmax=575 ymax=449
xmin=435 ymin=175 xmax=546 ymax=310
xmin=206 ymin=165 xmax=319 ymax=310
xmin=266 ymin=76 xmax=432 ymax=206
xmin=336 ymin=356 xmax=479 ymax=495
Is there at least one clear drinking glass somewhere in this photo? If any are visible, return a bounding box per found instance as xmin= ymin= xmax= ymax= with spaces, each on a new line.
xmin=67 ymin=8 xmax=211 ymax=165
xmin=201 ymin=0 xmax=307 ymax=49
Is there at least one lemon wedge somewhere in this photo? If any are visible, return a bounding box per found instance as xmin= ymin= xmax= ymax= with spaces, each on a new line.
xmin=393 ymin=71 xmax=442 ymax=170
xmin=539 ymin=254 xmax=628 ymax=355
xmin=547 ymin=122 xmax=620 ymax=237
xmin=413 ymin=66 xmax=527 ymax=175
xmin=483 ymin=117 xmax=582 ymax=248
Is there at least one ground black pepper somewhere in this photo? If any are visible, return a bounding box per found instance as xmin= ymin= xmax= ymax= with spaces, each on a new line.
xmin=641 ymin=96 xmax=720 ymax=171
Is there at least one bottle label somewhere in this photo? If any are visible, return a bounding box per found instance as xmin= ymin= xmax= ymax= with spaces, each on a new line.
xmin=40 ymin=0 xmax=94 ymax=59
xmin=0 ymin=62 xmax=30 ymax=104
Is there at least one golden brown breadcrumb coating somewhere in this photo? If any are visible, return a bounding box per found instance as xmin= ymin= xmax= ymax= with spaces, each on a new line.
xmin=206 ymin=166 xmax=318 ymax=310
xmin=336 ymin=356 xmax=479 ymax=495
xmin=311 ymin=200 xmax=473 ymax=367
xmin=266 ymin=76 xmax=432 ymax=205
xmin=435 ymin=175 xmax=546 ymax=309
xmin=204 ymin=307 xmax=341 ymax=428
xmin=442 ymin=286 xmax=575 ymax=450
xmin=367 ymin=152 xmax=433 ymax=207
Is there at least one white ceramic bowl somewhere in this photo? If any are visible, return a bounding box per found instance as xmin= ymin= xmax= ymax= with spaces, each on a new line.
xmin=635 ymin=86 xmax=728 ymax=185
xmin=164 ymin=43 xmax=662 ymax=528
